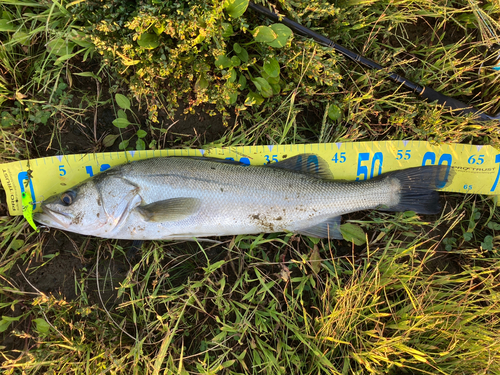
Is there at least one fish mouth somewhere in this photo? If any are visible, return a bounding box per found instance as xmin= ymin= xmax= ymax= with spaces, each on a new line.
xmin=33 ymin=207 xmax=72 ymax=229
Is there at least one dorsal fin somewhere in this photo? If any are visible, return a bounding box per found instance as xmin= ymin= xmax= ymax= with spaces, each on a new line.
xmin=189 ymin=157 xmax=247 ymax=166
xmin=267 ymin=154 xmax=333 ymax=179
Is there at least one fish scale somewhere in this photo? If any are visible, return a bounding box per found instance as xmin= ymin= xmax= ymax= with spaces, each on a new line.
xmin=33 ymin=156 xmax=452 ymax=240
xmin=113 ymin=158 xmax=388 ymax=237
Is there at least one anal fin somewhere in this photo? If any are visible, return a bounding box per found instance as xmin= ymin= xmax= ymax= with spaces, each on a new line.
xmin=136 ymin=197 xmax=201 ymax=222
xmin=296 ymin=216 xmax=342 ymax=239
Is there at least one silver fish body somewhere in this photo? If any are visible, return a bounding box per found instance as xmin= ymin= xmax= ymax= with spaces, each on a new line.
xmin=33 ymin=155 xmax=452 ymax=240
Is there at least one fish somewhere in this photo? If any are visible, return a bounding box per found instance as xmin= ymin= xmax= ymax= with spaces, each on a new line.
xmin=33 ymin=154 xmax=453 ymax=240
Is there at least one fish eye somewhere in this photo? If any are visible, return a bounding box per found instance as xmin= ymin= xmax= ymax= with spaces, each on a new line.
xmin=60 ymin=190 xmax=76 ymax=206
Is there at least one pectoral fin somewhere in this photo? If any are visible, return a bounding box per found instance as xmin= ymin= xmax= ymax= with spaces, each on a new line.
xmin=136 ymin=197 xmax=202 ymax=222
xmin=296 ymin=216 xmax=342 ymax=239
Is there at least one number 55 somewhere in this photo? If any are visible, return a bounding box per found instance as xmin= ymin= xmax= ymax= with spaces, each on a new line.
xmin=396 ymin=150 xmax=411 ymax=160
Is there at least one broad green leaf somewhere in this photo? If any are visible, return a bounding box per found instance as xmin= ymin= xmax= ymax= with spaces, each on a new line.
xmin=231 ymin=55 xmax=241 ymax=67
xmin=223 ymin=0 xmax=249 ymax=18
xmin=112 ymin=118 xmax=131 ymax=129
xmin=136 ymin=129 xmax=147 ymax=138
xmin=228 ymin=68 xmax=237 ymax=83
xmin=54 ymin=52 xmax=78 ymax=65
xmin=271 ymin=83 xmax=281 ymax=95
xmin=463 ymin=232 xmax=473 ymax=241
xmin=309 ymin=245 xmax=322 ymax=274
xmin=267 ymin=24 xmax=293 ymax=48
xmin=488 ymin=221 xmax=500 ymax=230
xmin=115 ymin=93 xmax=131 ymax=110
xmin=74 ymin=71 xmax=101 ymax=81
xmin=261 ymin=70 xmax=279 ymax=84
xmin=221 ymin=22 xmax=233 ymax=38
xmin=228 ymin=92 xmax=238 ymax=104
xmin=1 ymin=111 xmax=16 ymax=128
xmin=263 ymin=58 xmax=280 ymax=78
xmin=0 ymin=19 xmax=16 ymax=32
xmin=194 ymin=32 xmax=205 ymax=44
xmin=71 ymin=31 xmax=94 ymax=48
xmin=117 ymin=109 xmax=127 ymax=119
xmin=253 ymin=77 xmax=273 ymax=98
xmin=481 ymin=235 xmax=494 ymax=251
xmin=252 ymin=78 xmax=262 ymax=91
xmin=10 ymin=239 xmax=24 ymax=250
xmin=235 ymin=47 xmax=248 ymax=62
xmin=136 ymin=138 xmax=146 ymax=150
xmin=340 ymin=223 xmax=365 ymax=245
xmin=238 ymin=74 xmax=247 ymax=89
xmin=103 ymin=134 xmax=120 ymax=147
xmin=253 ymin=26 xmax=277 ymax=43
xmin=215 ymin=55 xmax=232 ymax=69
xmin=245 ymin=91 xmax=264 ymax=106
xmin=119 ymin=140 xmax=129 ymax=150
xmin=352 ymin=23 xmax=366 ymax=30
xmin=2 ymin=10 xmax=14 ymax=21
xmin=46 ymin=38 xmax=75 ymax=56
xmin=0 ymin=315 xmax=21 ymax=333
xmin=0 ymin=320 xmax=11 ymax=333
xmin=222 ymin=360 xmax=236 ymax=368
xmin=204 ymin=260 xmax=227 ymax=274
xmin=33 ymin=318 xmax=50 ymax=334
xmin=327 ymin=104 xmax=342 ymax=121
xmin=195 ymin=74 xmax=208 ymax=91
xmin=233 ymin=43 xmax=242 ymax=54
xmin=72 ymin=38 xmax=94 ymax=49
xmin=153 ymin=24 xmax=165 ymax=35
xmin=138 ymin=33 xmax=159 ymax=49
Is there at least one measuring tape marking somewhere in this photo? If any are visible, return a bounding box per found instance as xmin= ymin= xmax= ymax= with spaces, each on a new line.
xmin=1 ymin=141 xmax=499 ymax=216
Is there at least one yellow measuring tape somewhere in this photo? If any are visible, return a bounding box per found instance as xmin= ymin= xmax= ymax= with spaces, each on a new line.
xmin=1 ymin=140 xmax=499 ymax=217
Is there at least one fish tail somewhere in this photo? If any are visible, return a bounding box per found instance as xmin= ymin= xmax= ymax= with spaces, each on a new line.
xmin=377 ymin=165 xmax=454 ymax=215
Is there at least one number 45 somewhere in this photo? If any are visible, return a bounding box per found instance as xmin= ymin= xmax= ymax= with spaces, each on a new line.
xmin=332 ymin=152 xmax=346 ymax=163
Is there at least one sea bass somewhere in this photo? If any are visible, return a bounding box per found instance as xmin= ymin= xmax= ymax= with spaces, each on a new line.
xmin=33 ymin=155 xmax=452 ymax=240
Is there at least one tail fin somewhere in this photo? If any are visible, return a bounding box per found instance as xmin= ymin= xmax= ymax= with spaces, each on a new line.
xmin=376 ymin=165 xmax=454 ymax=215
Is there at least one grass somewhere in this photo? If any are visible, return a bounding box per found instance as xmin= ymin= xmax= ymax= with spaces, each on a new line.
xmin=1 ymin=0 xmax=500 ymax=374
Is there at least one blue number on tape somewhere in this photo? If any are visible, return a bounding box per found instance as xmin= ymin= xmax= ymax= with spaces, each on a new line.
xmin=370 ymin=152 xmax=383 ymax=178
xmin=86 ymin=164 xmax=111 ymax=177
xmin=356 ymin=152 xmax=383 ymax=180
xmin=491 ymin=154 xmax=500 ymax=192
xmin=396 ymin=150 xmax=411 ymax=160
xmin=332 ymin=152 xmax=346 ymax=163
xmin=421 ymin=152 xmax=452 ymax=188
xmin=265 ymin=155 xmax=279 ymax=164
xmin=468 ymin=154 xmax=485 ymax=165
xmin=17 ymin=171 xmax=37 ymax=209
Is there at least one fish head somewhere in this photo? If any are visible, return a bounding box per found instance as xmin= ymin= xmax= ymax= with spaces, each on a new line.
xmin=34 ymin=175 xmax=142 ymax=237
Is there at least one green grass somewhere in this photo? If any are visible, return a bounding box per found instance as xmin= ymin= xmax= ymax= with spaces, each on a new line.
xmin=1 ymin=0 xmax=500 ymax=374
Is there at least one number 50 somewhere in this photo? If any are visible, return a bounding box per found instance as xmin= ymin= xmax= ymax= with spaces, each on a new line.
xmin=356 ymin=152 xmax=383 ymax=180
